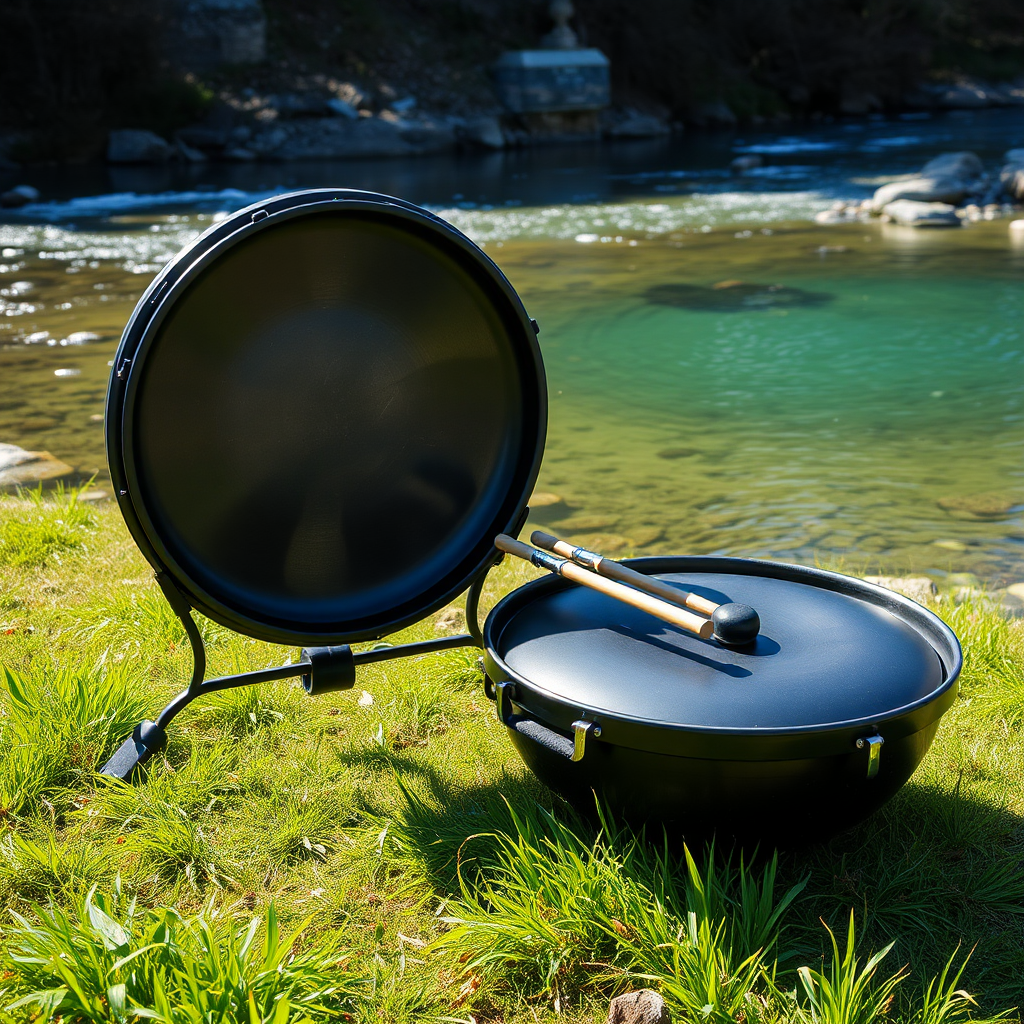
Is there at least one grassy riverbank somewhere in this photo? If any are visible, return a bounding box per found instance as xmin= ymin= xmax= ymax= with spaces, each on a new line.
xmin=0 ymin=485 xmax=1021 ymax=1022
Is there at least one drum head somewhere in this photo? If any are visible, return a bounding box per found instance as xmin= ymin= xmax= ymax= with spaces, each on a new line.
xmin=107 ymin=191 xmax=546 ymax=644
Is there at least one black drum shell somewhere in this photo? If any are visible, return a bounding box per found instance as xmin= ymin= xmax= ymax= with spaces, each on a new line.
xmin=483 ymin=556 xmax=961 ymax=845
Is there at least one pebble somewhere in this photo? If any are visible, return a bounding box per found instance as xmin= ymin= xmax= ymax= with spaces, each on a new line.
xmin=529 ymin=491 xmax=564 ymax=507
xmin=433 ymin=607 xmax=466 ymax=633
xmin=607 ymin=989 xmax=671 ymax=1024
xmin=932 ymin=539 xmax=967 ymax=551
xmin=1007 ymin=583 xmax=1024 ymax=602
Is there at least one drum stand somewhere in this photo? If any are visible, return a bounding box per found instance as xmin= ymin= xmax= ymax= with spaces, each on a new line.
xmin=100 ymin=568 xmax=492 ymax=781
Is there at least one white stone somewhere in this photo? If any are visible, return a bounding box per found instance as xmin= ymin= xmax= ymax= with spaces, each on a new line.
xmin=607 ymin=989 xmax=671 ymax=1024
xmin=871 ymin=176 xmax=972 ymax=211
xmin=0 ymin=443 xmax=74 ymax=488
xmin=881 ymin=199 xmax=960 ymax=227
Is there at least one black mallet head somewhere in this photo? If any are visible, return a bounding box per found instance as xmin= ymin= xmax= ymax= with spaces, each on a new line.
xmin=712 ymin=602 xmax=760 ymax=646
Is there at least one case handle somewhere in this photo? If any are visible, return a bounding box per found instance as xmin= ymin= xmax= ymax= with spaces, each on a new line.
xmin=495 ymin=681 xmax=600 ymax=762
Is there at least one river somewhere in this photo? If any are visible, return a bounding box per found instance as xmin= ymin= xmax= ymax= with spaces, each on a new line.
xmin=2 ymin=108 xmax=1022 ymax=588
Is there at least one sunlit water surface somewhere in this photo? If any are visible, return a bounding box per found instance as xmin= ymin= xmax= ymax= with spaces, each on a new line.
xmin=2 ymin=111 xmax=1023 ymax=587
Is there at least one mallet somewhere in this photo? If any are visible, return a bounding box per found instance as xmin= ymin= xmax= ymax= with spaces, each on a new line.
xmin=530 ymin=530 xmax=760 ymax=647
xmin=495 ymin=534 xmax=714 ymax=639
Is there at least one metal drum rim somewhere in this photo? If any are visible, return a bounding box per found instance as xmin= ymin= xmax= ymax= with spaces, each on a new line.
xmin=106 ymin=189 xmax=547 ymax=645
xmin=483 ymin=555 xmax=962 ymax=760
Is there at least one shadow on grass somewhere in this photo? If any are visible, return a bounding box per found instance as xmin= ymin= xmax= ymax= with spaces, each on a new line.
xmin=339 ymin=740 xmax=1023 ymax=1013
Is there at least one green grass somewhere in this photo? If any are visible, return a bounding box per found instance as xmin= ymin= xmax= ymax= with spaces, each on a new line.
xmin=0 ymin=486 xmax=1021 ymax=1022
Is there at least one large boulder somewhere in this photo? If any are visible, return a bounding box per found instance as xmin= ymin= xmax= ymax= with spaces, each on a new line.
xmin=871 ymin=151 xmax=983 ymax=211
xmin=871 ymin=176 xmax=972 ymax=210
xmin=107 ymin=129 xmax=174 ymax=164
xmin=0 ymin=443 xmax=74 ymax=489
xmin=920 ymin=151 xmax=984 ymax=180
xmin=881 ymin=199 xmax=960 ymax=227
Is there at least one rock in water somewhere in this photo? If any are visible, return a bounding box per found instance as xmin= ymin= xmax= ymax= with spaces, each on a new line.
xmin=881 ymin=199 xmax=960 ymax=227
xmin=731 ymin=154 xmax=763 ymax=173
xmin=920 ymin=151 xmax=984 ymax=180
xmin=863 ymin=576 xmax=937 ymax=604
xmin=529 ymin=491 xmax=564 ymax=507
xmin=937 ymin=493 xmax=1014 ymax=519
xmin=646 ymin=280 xmax=832 ymax=311
xmin=607 ymin=989 xmax=671 ymax=1024
xmin=1000 ymin=154 xmax=1024 ymax=201
xmin=0 ymin=185 xmax=40 ymax=208
xmin=107 ymin=130 xmax=174 ymax=163
xmin=0 ymin=443 xmax=74 ymax=488
xmin=871 ymin=177 xmax=971 ymax=210
xmin=606 ymin=113 xmax=671 ymax=139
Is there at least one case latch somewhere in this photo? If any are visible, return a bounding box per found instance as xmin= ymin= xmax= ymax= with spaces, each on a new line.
xmin=571 ymin=720 xmax=602 ymax=762
xmin=856 ymin=732 xmax=884 ymax=779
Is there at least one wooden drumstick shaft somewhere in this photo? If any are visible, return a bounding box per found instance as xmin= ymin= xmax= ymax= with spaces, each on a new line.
xmin=531 ymin=530 xmax=719 ymax=617
xmin=495 ymin=535 xmax=714 ymax=639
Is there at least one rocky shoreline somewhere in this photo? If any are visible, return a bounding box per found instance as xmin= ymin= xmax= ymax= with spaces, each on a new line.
xmin=811 ymin=147 xmax=1024 ymax=228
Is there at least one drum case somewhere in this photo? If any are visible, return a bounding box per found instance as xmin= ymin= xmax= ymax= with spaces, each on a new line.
xmin=99 ymin=189 xmax=961 ymax=846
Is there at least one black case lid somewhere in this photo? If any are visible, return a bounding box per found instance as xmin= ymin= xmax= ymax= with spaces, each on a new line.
xmin=107 ymin=190 xmax=546 ymax=645
xmin=486 ymin=557 xmax=961 ymax=759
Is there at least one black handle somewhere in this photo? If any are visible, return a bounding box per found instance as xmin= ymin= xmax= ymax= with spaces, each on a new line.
xmin=494 ymin=680 xmax=598 ymax=762
xmin=507 ymin=713 xmax=576 ymax=760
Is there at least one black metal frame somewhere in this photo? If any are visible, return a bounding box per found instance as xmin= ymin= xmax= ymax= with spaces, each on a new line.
xmin=100 ymin=531 xmax=511 ymax=781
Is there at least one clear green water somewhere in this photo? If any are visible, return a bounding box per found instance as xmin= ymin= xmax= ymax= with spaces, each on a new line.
xmin=2 ymin=211 xmax=1023 ymax=587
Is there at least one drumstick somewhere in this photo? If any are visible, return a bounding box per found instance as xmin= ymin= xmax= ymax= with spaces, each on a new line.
xmin=530 ymin=530 xmax=760 ymax=647
xmin=495 ymin=535 xmax=714 ymax=639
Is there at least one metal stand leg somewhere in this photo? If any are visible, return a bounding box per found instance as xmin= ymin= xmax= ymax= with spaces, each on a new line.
xmin=100 ymin=573 xmax=481 ymax=781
